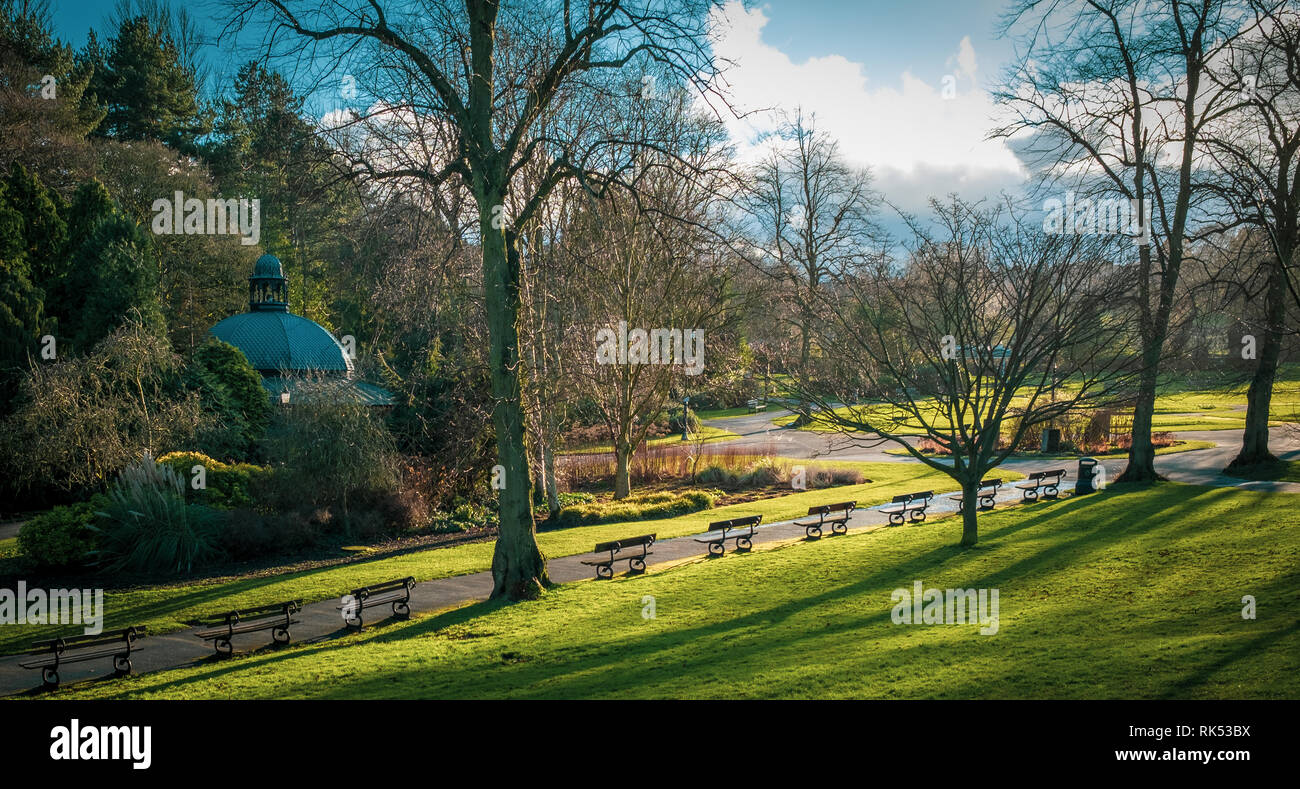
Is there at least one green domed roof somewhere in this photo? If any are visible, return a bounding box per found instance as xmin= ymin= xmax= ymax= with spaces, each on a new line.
xmin=210 ymin=310 xmax=352 ymax=375
xmin=252 ymin=253 xmax=285 ymax=279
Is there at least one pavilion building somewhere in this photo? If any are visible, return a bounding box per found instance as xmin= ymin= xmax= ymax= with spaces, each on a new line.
xmin=208 ymin=253 xmax=395 ymax=407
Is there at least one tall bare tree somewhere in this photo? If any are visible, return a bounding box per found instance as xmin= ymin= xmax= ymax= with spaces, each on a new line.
xmin=226 ymin=0 xmax=728 ymax=598
xmin=744 ymin=109 xmax=878 ymax=422
xmin=993 ymin=0 xmax=1253 ymax=482
xmin=1201 ymin=0 xmax=1300 ymax=468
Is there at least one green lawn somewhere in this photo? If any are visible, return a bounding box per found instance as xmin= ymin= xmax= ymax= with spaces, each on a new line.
xmin=53 ymin=482 xmax=1300 ymax=699
xmin=560 ymin=425 xmax=740 ymax=454
xmin=694 ymin=406 xmax=763 ymax=420
xmin=0 ymin=460 xmax=990 ymax=656
xmin=882 ymin=439 xmax=1217 ymax=458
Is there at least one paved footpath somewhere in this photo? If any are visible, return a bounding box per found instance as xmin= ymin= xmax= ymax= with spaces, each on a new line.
xmin=1 ymin=418 xmax=1295 ymax=695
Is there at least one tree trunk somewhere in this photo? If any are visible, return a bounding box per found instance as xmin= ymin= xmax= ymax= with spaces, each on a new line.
xmin=480 ymin=202 xmax=548 ymax=600
xmin=959 ymin=475 xmax=979 ymax=547
xmin=1228 ymin=258 xmax=1286 ymax=469
xmin=614 ymin=434 xmax=632 ymax=500
xmin=1118 ymin=344 xmax=1164 ymax=483
xmin=543 ymin=438 xmax=560 ymax=520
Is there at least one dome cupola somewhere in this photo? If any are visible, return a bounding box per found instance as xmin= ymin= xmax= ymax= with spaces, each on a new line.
xmin=249 ymin=253 xmax=289 ymax=312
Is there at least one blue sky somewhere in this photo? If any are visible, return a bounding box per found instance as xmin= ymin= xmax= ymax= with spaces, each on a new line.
xmin=47 ymin=0 xmax=1030 ymax=213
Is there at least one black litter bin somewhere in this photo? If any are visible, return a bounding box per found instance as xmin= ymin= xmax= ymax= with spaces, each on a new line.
xmin=1041 ymin=428 xmax=1061 ymax=453
xmin=1076 ymin=457 xmax=1098 ymax=494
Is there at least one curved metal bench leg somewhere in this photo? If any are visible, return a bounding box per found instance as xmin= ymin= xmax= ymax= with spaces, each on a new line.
xmin=736 ymin=537 xmax=752 ymax=551
xmin=888 ymin=512 xmax=904 ymax=526
xmin=1045 ymin=485 xmax=1058 ymax=499
xmin=113 ymin=655 xmax=133 ymax=676
xmin=629 ymin=557 xmax=646 ymax=573
xmin=393 ymin=600 xmax=411 ymax=619
xmin=272 ymin=626 xmax=292 ymax=645
xmin=41 ymin=667 xmax=59 ymax=689
xmin=215 ymin=636 xmax=233 ymax=656
xmin=708 ymin=541 xmax=725 ymax=557
xmin=805 ymin=525 xmax=822 ymax=539
xmin=596 ymin=563 xmax=613 ymax=579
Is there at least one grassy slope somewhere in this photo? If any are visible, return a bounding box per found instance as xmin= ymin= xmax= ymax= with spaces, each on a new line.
xmin=560 ymin=425 xmax=739 ymax=454
xmin=773 ymin=369 xmax=1300 ymax=434
xmin=882 ymin=439 xmax=1217 ymax=458
xmin=55 ymin=482 xmax=1300 ymax=700
xmin=0 ymin=460 xmax=996 ymax=655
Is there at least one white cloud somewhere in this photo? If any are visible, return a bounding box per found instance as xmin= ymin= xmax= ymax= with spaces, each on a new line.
xmin=709 ymin=1 xmax=1026 ymax=210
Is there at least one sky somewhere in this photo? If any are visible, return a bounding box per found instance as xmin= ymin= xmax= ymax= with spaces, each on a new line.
xmin=47 ymin=0 xmax=1032 ymax=216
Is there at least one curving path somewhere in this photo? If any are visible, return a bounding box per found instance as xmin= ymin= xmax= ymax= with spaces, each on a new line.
xmin=699 ymin=409 xmax=1300 ymax=493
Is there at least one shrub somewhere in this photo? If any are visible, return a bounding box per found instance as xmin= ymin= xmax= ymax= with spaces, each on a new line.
xmin=91 ymin=456 xmax=223 ymax=573
xmin=666 ymin=406 xmax=702 ymax=435
xmin=696 ymin=464 xmax=739 ymax=487
xmin=430 ymin=500 xmax=495 ymax=534
xmin=740 ymin=456 xmax=783 ymax=487
xmin=348 ymin=487 xmax=432 ymax=537
xmin=186 ymin=339 xmax=272 ymax=460
xmin=211 ymin=508 xmax=319 ymax=560
xmin=553 ymin=489 xmax=716 ymax=528
xmin=261 ymin=395 xmax=401 ymax=520
xmin=17 ymin=498 xmax=104 ymax=570
xmin=0 ymin=318 xmax=204 ymax=502
xmin=157 ymin=451 xmax=271 ymax=510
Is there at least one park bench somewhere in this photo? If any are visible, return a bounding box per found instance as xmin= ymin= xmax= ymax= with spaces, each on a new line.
xmin=696 ymin=515 xmax=762 ymax=556
xmin=880 ymin=491 xmax=934 ymax=525
xmin=951 ymin=479 xmax=1002 ymax=512
xmin=581 ymin=534 xmax=655 ymax=579
xmin=19 ymin=626 xmax=147 ymax=689
xmin=1015 ymin=469 xmax=1068 ymax=502
xmin=339 ymin=577 xmax=415 ymax=629
xmin=795 ymin=501 xmax=856 ymax=539
xmin=194 ymin=600 xmax=303 ymax=655
xmin=747 ymin=399 xmax=766 ymax=413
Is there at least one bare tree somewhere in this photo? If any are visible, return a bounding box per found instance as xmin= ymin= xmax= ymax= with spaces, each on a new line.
xmin=565 ymin=125 xmax=737 ymax=498
xmin=993 ymin=0 xmax=1253 ymax=482
xmin=787 ymin=199 xmax=1141 ymax=547
xmin=743 ymin=109 xmax=879 ymax=422
xmin=1201 ymin=0 xmax=1300 ymax=467
xmin=224 ymin=0 xmax=729 ymax=598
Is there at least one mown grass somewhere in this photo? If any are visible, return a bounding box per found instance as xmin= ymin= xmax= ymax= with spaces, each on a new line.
xmin=560 ymin=425 xmax=739 ymax=455
xmin=0 ymin=460 xmax=992 ymax=655
xmin=52 ymin=482 xmax=1300 ymax=700
xmin=882 ymin=439 xmax=1217 ymax=458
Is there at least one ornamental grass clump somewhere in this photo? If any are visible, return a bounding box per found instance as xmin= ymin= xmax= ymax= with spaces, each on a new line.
xmin=92 ymin=455 xmax=222 ymax=573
